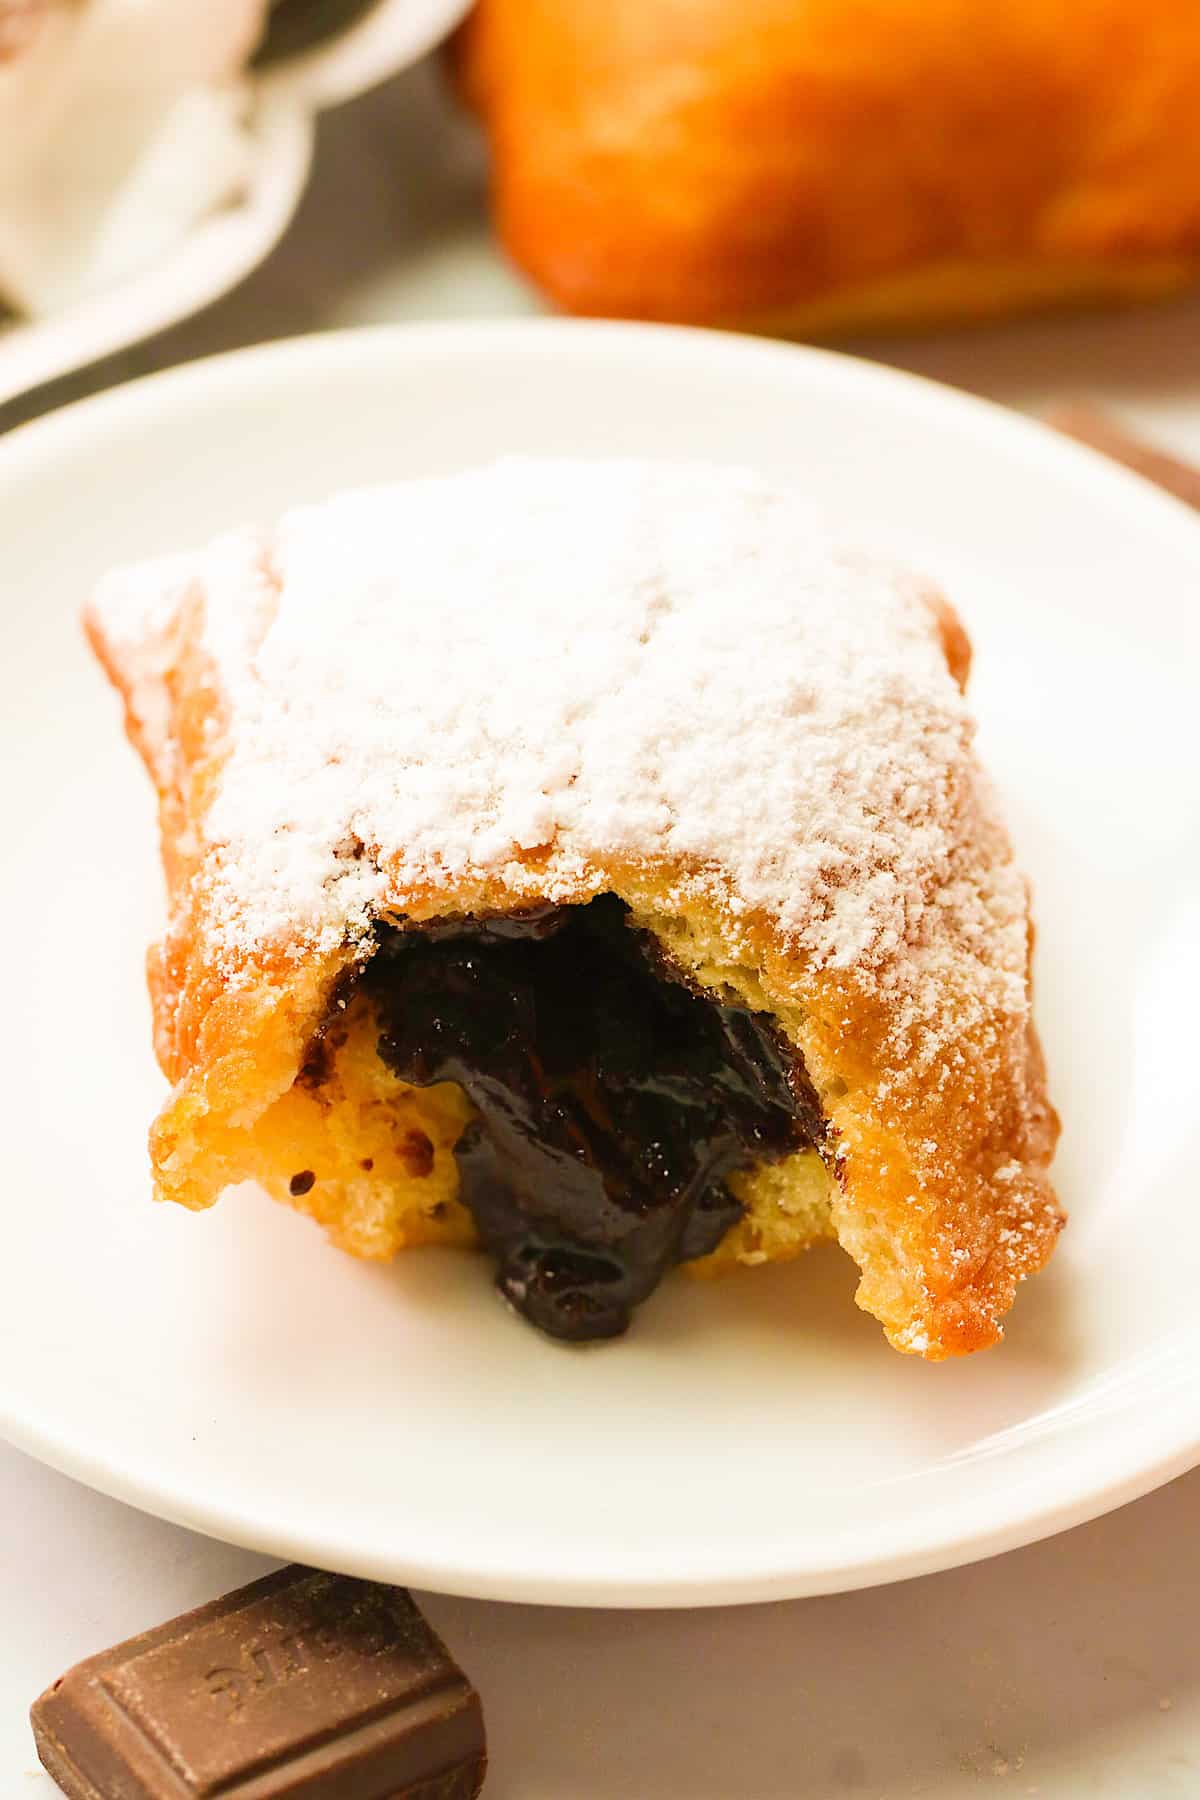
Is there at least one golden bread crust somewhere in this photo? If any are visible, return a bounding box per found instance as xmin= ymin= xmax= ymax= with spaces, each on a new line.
xmin=85 ymin=463 xmax=1062 ymax=1358
xmin=455 ymin=0 xmax=1200 ymax=331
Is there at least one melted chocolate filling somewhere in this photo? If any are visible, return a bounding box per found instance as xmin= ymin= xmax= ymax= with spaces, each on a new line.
xmin=363 ymin=897 xmax=823 ymax=1341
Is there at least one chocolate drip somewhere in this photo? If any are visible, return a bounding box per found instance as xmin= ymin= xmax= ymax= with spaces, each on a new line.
xmin=365 ymin=896 xmax=822 ymax=1341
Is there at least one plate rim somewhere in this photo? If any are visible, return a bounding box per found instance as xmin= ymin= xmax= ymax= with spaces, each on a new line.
xmin=2 ymin=317 xmax=1199 ymax=1608
xmin=3 ymin=1391 xmax=1199 ymax=1610
xmin=6 ymin=314 xmax=1200 ymax=544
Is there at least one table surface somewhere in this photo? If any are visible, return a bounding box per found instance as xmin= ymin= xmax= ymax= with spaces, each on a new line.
xmin=4 ymin=58 xmax=1199 ymax=1800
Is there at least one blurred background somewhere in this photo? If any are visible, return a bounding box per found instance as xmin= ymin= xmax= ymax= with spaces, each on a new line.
xmin=3 ymin=0 xmax=1200 ymax=461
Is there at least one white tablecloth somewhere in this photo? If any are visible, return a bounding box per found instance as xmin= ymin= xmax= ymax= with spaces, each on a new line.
xmin=5 ymin=58 xmax=1199 ymax=1799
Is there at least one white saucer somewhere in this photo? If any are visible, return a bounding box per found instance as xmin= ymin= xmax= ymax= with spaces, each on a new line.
xmin=1 ymin=321 xmax=1197 ymax=1606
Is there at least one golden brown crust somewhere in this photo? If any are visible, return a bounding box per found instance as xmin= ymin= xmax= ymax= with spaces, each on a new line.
xmin=85 ymin=475 xmax=1063 ymax=1359
xmin=454 ymin=0 xmax=1200 ymax=332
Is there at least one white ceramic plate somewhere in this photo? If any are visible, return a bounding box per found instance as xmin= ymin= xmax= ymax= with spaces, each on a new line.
xmin=0 ymin=0 xmax=470 ymax=406
xmin=1 ymin=322 xmax=1198 ymax=1608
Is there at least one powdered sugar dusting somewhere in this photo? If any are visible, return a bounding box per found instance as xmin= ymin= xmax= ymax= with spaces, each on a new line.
xmin=92 ymin=549 xmax=195 ymax=786
xmin=93 ymin=458 xmax=1030 ymax=1032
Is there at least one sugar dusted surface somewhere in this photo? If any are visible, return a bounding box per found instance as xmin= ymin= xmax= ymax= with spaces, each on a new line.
xmin=93 ymin=458 xmax=1030 ymax=1028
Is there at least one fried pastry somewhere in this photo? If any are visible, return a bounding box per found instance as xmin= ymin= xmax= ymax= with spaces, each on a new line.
xmin=86 ymin=459 xmax=1062 ymax=1354
xmin=454 ymin=0 xmax=1200 ymax=333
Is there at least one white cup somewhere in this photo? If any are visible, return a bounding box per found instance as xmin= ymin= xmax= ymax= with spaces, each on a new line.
xmin=0 ymin=0 xmax=471 ymax=404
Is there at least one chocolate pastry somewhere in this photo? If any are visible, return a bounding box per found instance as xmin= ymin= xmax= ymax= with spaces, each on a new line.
xmin=86 ymin=457 xmax=1062 ymax=1354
